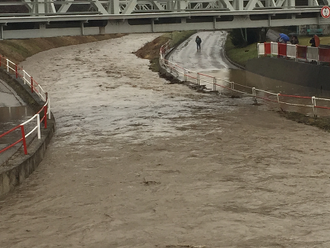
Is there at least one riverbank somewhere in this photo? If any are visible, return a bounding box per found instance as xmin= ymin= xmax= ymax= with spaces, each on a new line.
xmin=0 ymin=34 xmax=125 ymax=64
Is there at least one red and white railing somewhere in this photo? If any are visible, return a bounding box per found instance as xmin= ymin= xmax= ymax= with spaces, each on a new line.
xmin=160 ymin=42 xmax=330 ymax=117
xmin=0 ymin=56 xmax=51 ymax=156
xmin=257 ymin=42 xmax=330 ymax=64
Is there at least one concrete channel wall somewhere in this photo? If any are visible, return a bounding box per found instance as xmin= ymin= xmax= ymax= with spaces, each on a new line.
xmin=246 ymin=57 xmax=330 ymax=91
xmin=0 ymin=69 xmax=55 ymax=198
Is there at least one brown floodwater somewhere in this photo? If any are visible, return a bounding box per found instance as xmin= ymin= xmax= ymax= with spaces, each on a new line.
xmin=2 ymin=33 xmax=330 ymax=248
xmin=0 ymin=106 xmax=35 ymax=164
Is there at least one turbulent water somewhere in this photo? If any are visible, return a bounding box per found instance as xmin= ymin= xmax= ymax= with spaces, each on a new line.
xmin=1 ymin=32 xmax=330 ymax=248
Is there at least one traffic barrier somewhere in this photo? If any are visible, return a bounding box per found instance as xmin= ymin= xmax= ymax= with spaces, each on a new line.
xmin=259 ymin=42 xmax=330 ymax=65
xmin=0 ymin=56 xmax=51 ymax=157
xmin=160 ymin=42 xmax=330 ymax=117
xmin=296 ymin=45 xmax=307 ymax=60
xmin=278 ymin=43 xmax=287 ymax=57
xmin=319 ymin=48 xmax=330 ymax=63
xmin=286 ymin=44 xmax=296 ymax=59
xmin=307 ymin=47 xmax=319 ymax=62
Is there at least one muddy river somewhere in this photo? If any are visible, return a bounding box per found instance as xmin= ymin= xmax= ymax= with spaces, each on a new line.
xmin=1 ymin=32 xmax=330 ymax=248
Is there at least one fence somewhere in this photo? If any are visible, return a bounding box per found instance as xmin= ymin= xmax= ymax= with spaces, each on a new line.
xmin=0 ymin=56 xmax=51 ymax=156
xmin=160 ymin=42 xmax=330 ymax=117
xmin=258 ymin=41 xmax=330 ymax=64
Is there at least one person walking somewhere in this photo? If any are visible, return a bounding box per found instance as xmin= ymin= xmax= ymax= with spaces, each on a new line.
xmin=195 ymin=36 xmax=202 ymax=50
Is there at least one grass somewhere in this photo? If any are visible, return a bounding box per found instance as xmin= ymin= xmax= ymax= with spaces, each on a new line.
xmin=225 ymin=41 xmax=258 ymax=67
xmin=168 ymin=31 xmax=196 ymax=47
xmin=299 ymin=35 xmax=330 ymax=46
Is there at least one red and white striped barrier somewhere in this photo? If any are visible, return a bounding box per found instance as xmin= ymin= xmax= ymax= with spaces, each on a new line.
xmin=258 ymin=42 xmax=330 ymax=64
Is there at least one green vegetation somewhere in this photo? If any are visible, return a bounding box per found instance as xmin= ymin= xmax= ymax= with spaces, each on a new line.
xmin=299 ymin=35 xmax=330 ymax=46
xmin=225 ymin=41 xmax=258 ymax=68
xmin=168 ymin=31 xmax=196 ymax=47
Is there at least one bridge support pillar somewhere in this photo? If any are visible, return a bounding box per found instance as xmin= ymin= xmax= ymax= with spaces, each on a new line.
xmin=99 ymin=26 xmax=105 ymax=35
xmin=151 ymin=19 xmax=155 ymax=32
xmin=81 ymin=22 xmax=85 ymax=36
xmin=39 ymin=23 xmax=46 ymax=31
xmin=0 ymin=25 xmax=3 ymax=40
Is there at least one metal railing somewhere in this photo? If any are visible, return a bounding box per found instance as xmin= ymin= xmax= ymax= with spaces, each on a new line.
xmin=160 ymin=42 xmax=330 ymax=117
xmin=0 ymin=56 xmax=51 ymax=156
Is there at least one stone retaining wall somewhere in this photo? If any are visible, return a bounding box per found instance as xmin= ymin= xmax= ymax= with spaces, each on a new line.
xmin=246 ymin=57 xmax=330 ymax=91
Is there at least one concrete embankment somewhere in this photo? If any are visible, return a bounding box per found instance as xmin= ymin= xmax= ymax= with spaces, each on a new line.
xmin=0 ymin=69 xmax=55 ymax=198
xmin=246 ymin=56 xmax=330 ymax=91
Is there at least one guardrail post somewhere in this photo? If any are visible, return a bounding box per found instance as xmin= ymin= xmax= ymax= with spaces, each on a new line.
xmin=20 ymin=125 xmax=28 ymax=155
xmin=6 ymin=58 xmax=9 ymax=73
xmin=277 ymin=93 xmax=281 ymax=109
xmin=257 ymin=43 xmax=260 ymax=58
xmin=31 ymin=77 xmax=34 ymax=93
xmin=44 ymin=105 xmax=48 ymax=129
xmin=48 ymin=98 xmax=51 ymax=119
xmin=312 ymin=96 xmax=316 ymax=117
xmin=15 ymin=64 xmax=18 ymax=78
xmin=23 ymin=70 xmax=26 ymax=84
xmin=184 ymin=69 xmax=187 ymax=82
xmin=37 ymin=113 xmax=41 ymax=139
xmin=197 ymin=73 xmax=200 ymax=85
xmin=252 ymin=87 xmax=257 ymax=104
xmin=213 ymin=77 xmax=216 ymax=91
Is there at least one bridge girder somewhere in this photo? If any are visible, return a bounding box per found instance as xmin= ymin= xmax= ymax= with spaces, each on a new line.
xmin=0 ymin=0 xmax=329 ymax=40
xmin=0 ymin=0 xmax=327 ymax=15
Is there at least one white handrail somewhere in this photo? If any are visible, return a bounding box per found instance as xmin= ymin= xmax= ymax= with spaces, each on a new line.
xmin=0 ymin=56 xmax=51 ymax=156
xmin=159 ymin=42 xmax=330 ymax=117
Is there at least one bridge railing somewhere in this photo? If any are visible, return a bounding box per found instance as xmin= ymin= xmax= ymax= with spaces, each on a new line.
xmin=0 ymin=56 xmax=51 ymax=158
xmin=258 ymin=42 xmax=330 ymax=64
xmin=160 ymin=42 xmax=330 ymax=117
xmin=1 ymin=56 xmax=48 ymax=102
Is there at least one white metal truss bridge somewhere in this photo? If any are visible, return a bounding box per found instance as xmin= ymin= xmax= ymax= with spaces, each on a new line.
xmin=0 ymin=0 xmax=329 ymax=39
